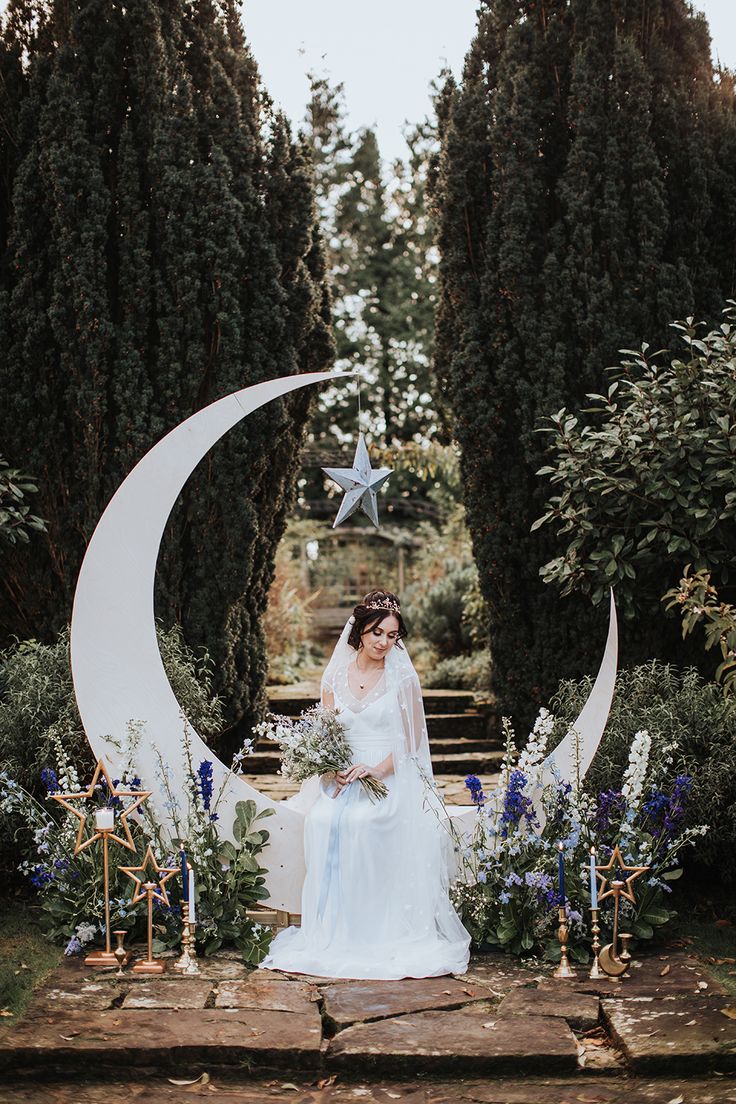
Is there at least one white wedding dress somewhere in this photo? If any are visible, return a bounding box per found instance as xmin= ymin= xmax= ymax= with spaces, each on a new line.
xmin=260 ymin=624 xmax=471 ymax=980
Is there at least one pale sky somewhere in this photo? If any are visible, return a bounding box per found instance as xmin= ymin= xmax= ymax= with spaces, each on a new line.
xmin=244 ymin=0 xmax=736 ymax=163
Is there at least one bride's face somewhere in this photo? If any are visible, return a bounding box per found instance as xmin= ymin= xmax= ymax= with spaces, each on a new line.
xmin=361 ymin=614 xmax=400 ymax=662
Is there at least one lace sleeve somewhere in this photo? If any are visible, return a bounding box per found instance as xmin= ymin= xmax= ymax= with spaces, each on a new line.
xmin=395 ymin=666 xmax=433 ymax=776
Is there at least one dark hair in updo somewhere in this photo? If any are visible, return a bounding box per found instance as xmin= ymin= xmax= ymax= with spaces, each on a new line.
xmin=347 ymin=589 xmax=407 ymax=651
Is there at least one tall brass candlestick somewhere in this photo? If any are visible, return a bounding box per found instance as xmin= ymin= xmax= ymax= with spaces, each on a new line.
xmin=132 ymin=884 xmax=166 ymax=974
xmin=85 ymin=827 xmax=117 ymax=966
xmin=552 ymin=905 xmax=577 ymax=979
xmin=589 ymin=906 xmax=603 ymax=979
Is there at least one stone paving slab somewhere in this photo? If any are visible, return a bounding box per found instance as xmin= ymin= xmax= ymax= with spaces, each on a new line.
xmin=326 ymin=1007 xmax=579 ymax=1076
xmin=496 ymin=986 xmax=600 ymax=1031
xmin=538 ymin=953 xmax=727 ymax=1000
xmin=456 ymin=959 xmax=544 ymax=994
xmin=319 ymin=977 xmax=496 ymax=1032
xmin=3 ymin=1078 xmax=736 ymax=1104
xmin=215 ymin=977 xmax=318 ymax=1013
xmin=31 ymin=980 xmax=119 ymax=1012
xmin=0 ymin=1006 xmax=323 ymax=1077
xmin=603 ymin=995 xmax=736 ymax=1074
xmin=121 ymin=978 xmax=214 ymax=1009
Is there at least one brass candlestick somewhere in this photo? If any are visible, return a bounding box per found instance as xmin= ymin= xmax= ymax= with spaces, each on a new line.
xmin=594 ymin=845 xmax=649 ymax=979
xmin=185 ymin=918 xmax=200 ymax=975
xmin=589 ymin=907 xmax=603 ymax=979
xmin=552 ymin=905 xmax=577 ymax=979
xmin=598 ymin=881 xmax=628 ymax=977
xmin=173 ymin=901 xmax=193 ymax=971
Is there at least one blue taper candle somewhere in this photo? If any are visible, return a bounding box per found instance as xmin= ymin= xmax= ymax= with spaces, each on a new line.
xmin=558 ymin=842 xmax=565 ymax=903
xmin=590 ymin=846 xmax=598 ymax=909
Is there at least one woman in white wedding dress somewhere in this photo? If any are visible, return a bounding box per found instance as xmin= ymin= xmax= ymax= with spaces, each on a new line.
xmin=261 ymin=589 xmax=470 ymax=980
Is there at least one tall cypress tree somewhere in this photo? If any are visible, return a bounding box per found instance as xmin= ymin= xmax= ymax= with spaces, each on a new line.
xmin=432 ymin=0 xmax=736 ymax=726
xmin=0 ymin=0 xmax=332 ymax=751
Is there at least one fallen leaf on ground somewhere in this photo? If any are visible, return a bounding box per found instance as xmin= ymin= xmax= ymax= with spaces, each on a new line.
xmin=0 ymin=1010 xmax=13 ymax=1018
xmin=720 ymin=1007 xmax=736 ymax=1019
xmin=481 ymin=1021 xmax=496 ymax=1029
xmin=463 ymin=988 xmax=475 ymax=996
xmin=716 ymin=957 xmax=736 ymax=965
xmin=167 ymin=1073 xmax=210 ymax=1086
xmin=639 ymin=1031 xmax=659 ymax=1037
xmin=317 ymin=1075 xmax=337 ymax=1089
xmin=714 ymin=919 xmax=732 ymax=928
xmin=441 ymin=990 xmax=452 ymax=995
xmin=666 ymin=1096 xmax=684 ymax=1104
xmin=685 ymin=1019 xmax=698 ymax=1026
xmin=280 ymin=1085 xmax=300 ymax=1092
xmin=698 ymin=981 xmax=708 ymax=989
xmin=659 ymin=964 xmax=671 ymax=976
xmin=59 ymin=1032 xmax=79 ymax=1040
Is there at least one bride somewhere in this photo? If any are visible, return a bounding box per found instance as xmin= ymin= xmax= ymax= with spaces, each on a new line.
xmin=260 ymin=589 xmax=471 ymax=980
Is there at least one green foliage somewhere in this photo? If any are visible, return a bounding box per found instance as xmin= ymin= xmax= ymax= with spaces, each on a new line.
xmin=550 ymin=662 xmax=736 ymax=880
xmin=664 ymin=567 xmax=736 ymax=692
xmin=454 ymin=708 xmax=706 ymax=957
xmin=0 ymin=456 xmax=46 ymax=547
xmin=432 ymin=0 xmax=736 ymax=728
xmin=537 ymin=312 xmax=736 ymax=622
xmin=421 ymin=652 xmax=491 ymax=693
xmin=1 ymin=729 xmax=273 ymax=964
xmin=410 ymin=566 xmax=476 ymax=659
xmin=0 ymin=901 xmax=60 ymax=1020
xmin=0 ymin=0 xmax=332 ymax=748
xmin=0 ymin=625 xmax=224 ymax=804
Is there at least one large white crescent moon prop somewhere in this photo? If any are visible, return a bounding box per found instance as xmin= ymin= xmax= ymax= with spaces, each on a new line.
xmin=71 ymin=371 xmax=348 ymax=913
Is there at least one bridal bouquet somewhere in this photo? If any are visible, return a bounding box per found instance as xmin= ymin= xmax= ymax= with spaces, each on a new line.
xmin=254 ymin=704 xmax=387 ymax=802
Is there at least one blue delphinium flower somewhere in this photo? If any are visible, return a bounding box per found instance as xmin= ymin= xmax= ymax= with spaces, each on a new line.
xmin=643 ymin=775 xmax=692 ymax=839
xmin=465 ymin=774 xmax=485 ymax=807
xmin=197 ymin=760 xmax=215 ymax=816
xmin=64 ymin=936 xmax=82 ymax=956
xmin=596 ymin=789 xmax=625 ymax=834
xmin=30 ymin=864 xmax=53 ymax=888
xmin=500 ymin=769 xmax=537 ymax=838
xmin=40 ymin=768 xmax=59 ymax=794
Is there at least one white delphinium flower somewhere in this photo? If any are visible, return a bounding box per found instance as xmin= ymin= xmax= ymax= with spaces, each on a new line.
xmin=621 ymin=729 xmax=652 ymax=813
xmin=518 ymin=708 xmax=554 ymax=780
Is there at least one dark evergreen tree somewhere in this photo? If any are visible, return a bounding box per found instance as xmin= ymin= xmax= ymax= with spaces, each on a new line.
xmin=0 ymin=0 xmax=332 ymax=752
xmin=432 ymin=0 xmax=736 ymax=726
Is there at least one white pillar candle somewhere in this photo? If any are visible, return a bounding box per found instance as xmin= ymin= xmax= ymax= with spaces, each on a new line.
xmin=95 ymin=807 xmax=115 ymax=831
xmin=188 ymin=867 xmax=196 ymax=923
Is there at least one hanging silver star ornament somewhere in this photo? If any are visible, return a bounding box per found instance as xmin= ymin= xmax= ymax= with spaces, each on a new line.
xmin=322 ymin=433 xmax=392 ymax=528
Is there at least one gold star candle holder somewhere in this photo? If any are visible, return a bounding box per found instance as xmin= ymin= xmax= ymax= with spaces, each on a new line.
xmin=120 ymin=846 xmax=177 ymax=974
xmin=594 ymin=844 xmax=649 ymax=978
xmin=50 ymin=759 xmax=151 ymax=967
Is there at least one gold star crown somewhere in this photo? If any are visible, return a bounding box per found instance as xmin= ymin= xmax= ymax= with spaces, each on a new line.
xmin=365 ymin=597 xmax=400 ymax=614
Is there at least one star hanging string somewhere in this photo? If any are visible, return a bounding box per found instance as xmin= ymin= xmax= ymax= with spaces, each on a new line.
xmin=50 ymin=758 xmax=151 ymax=855
xmin=595 ymin=843 xmax=649 ymax=904
xmin=322 ymin=433 xmax=392 ymax=528
xmin=119 ymin=845 xmax=178 ymax=906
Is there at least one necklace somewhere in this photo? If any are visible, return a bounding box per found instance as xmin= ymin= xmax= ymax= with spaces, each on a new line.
xmin=354 ymin=658 xmax=383 ymax=691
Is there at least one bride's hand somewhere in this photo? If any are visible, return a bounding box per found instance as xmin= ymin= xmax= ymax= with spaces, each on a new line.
xmin=331 ymin=769 xmax=350 ymax=798
xmin=343 ymin=763 xmax=382 ymax=784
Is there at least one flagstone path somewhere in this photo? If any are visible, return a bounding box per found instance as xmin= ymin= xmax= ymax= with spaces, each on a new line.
xmin=1 ymin=949 xmax=735 ymax=1102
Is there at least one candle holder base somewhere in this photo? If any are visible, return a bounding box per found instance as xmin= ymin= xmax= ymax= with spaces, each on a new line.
xmin=84 ymin=950 xmax=119 ymax=968
xmin=132 ymin=958 xmax=166 ymax=975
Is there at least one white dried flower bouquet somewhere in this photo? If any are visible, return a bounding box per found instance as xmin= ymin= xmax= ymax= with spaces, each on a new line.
xmin=254 ymin=704 xmax=387 ymax=802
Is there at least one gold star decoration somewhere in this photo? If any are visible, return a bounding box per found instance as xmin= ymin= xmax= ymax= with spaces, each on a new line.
xmin=119 ymin=845 xmax=178 ymax=906
xmin=596 ymin=843 xmax=649 ymax=904
xmin=50 ymin=758 xmax=151 ymax=855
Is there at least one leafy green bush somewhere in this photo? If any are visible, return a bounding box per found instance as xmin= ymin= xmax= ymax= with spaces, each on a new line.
xmin=408 ymin=564 xmax=477 ymax=659
xmin=423 ymin=653 xmax=491 ymax=693
xmin=549 ymin=662 xmax=736 ymax=880
xmin=0 ymin=625 xmax=225 ymax=875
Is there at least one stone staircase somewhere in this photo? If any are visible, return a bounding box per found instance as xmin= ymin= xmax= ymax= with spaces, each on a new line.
xmin=251 ymin=686 xmax=504 ymax=778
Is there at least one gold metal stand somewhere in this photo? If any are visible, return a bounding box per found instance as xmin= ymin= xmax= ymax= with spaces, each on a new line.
xmin=84 ymin=829 xmax=118 ymax=966
xmin=597 ymin=880 xmax=629 ymax=977
xmin=132 ymin=883 xmax=166 ymax=974
xmin=113 ymin=930 xmax=130 ymax=975
xmin=552 ymin=905 xmax=577 ymax=979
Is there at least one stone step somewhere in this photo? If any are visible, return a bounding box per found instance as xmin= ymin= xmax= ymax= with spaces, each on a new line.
xmin=244 ymin=747 xmax=505 ymax=776
xmin=268 ymin=688 xmax=479 ymax=717
xmin=426 ymin=712 xmax=488 ymax=741
xmin=255 ymin=735 xmax=496 ymax=756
